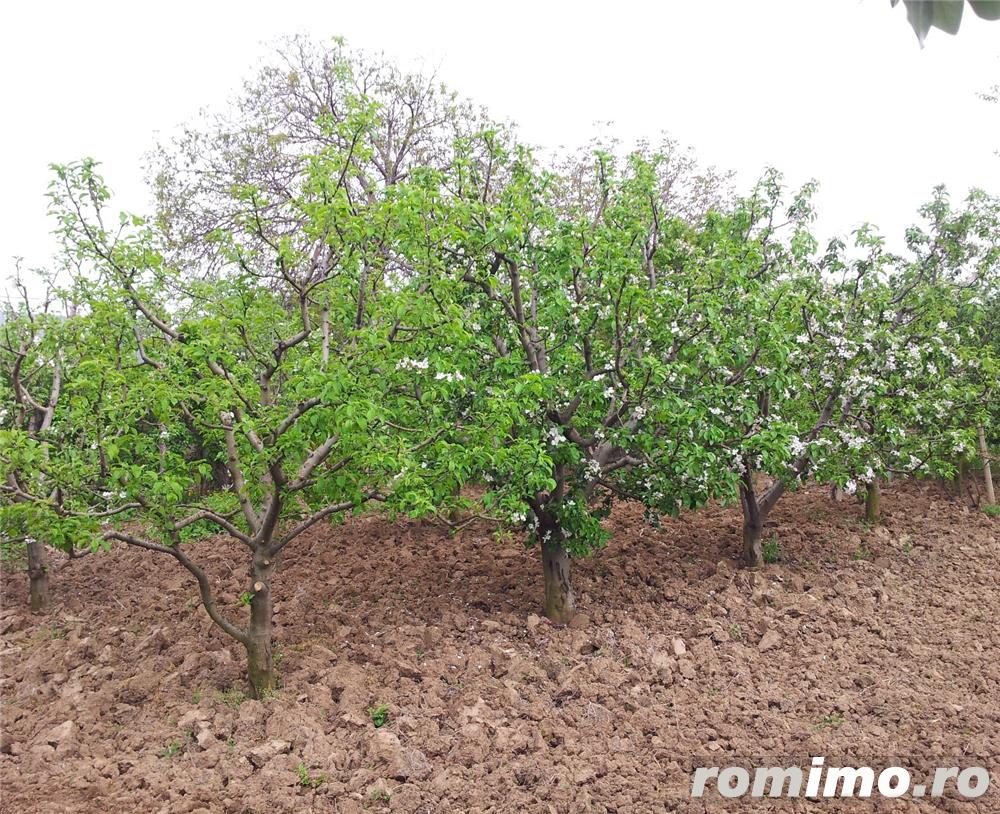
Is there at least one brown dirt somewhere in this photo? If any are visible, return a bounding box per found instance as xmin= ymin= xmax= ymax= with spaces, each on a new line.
xmin=1 ymin=481 xmax=999 ymax=813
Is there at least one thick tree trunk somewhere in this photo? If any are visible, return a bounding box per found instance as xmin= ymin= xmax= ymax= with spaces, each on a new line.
xmin=979 ymin=425 xmax=996 ymax=507
xmin=865 ymin=480 xmax=881 ymax=524
xmin=245 ymin=553 xmax=276 ymax=698
xmin=830 ymin=484 xmax=845 ymax=503
xmin=26 ymin=540 xmax=49 ymax=612
xmin=742 ymin=515 xmax=764 ymax=568
xmin=532 ymin=507 xmax=576 ymax=623
xmin=739 ymin=477 xmax=766 ymax=568
xmin=540 ymin=542 xmax=575 ymax=623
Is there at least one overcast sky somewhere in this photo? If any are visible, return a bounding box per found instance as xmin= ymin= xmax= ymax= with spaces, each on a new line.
xmin=3 ymin=0 xmax=999 ymax=298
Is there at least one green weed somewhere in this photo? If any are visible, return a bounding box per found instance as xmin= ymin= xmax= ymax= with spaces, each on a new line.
xmin=219 ymin=688 xmax=247 ymax=708
xmin=814 ymin=713 xmax=845 ymax=731
xmin=367 ymin=703 xmax=390 ymax=728
xmin=296 ymin=762 xmax=326 ymax=788
xmin=158 ymin=739 xmax=183 ymax=758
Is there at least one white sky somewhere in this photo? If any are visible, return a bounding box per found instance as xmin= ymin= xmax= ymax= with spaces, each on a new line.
xmin=3 ymin=0 xmax=999 ymax=299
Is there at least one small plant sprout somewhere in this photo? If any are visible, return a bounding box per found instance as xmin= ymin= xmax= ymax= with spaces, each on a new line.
xmin=296 ymin=763 xmax=326 ymax=788
xmin=814 ymin=713 xmax=845 ymax=731
xmin=369 ymin=787 xmax=391 ymax=803
xmin=219 ymin=688 xmax=247 ymax=708
xmin=368 ymin=703 xmax=391 ymax=728
xmin=158 ymin=739 xmax=183 ymax=758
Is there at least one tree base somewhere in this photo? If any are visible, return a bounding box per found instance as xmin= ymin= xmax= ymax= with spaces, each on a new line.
xmin=541 ymin=543 xmax=575 ymax=623
xmin=27 ymin=540 xmax=49 ymax=613
xmin=29 ymin=574 xmax=50 ymax=613
xmin=865 ymin=481 xmax=881 ymax=525
xmin=743 ymin=523 xmax=764 ymax=569
xmin=246 ymin=640 xmax=277 ymax=699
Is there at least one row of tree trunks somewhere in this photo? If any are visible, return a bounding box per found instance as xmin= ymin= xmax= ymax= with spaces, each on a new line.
xmin=26 ymin=428 xmax=997 ymax=665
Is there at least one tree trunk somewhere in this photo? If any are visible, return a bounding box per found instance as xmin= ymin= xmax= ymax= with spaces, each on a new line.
xmin=865 ymin=480 xmax=881 ymax=524
xmin=245 ymin=553 xmax=276 ymax=698
xmin=447 ymin=483 xmax=464 ymax=524
xmin=533 ymin=508 xmax=575 ymax=623
xmin=534 ymin=507 xmax=576 ymax=624
xmin=830 ymin=484 xmax=845 ymax=502
xmin=739 ymin=476 xmax=765 ymax=568
xmin=742 ymin=514 xmax=764 ymax=568
xmin=540 ymin=539 xmax=575 ymax=624
xmin=26 ymin=540 xmax=49 ymax=612
xmin=979 ymin=425 xmax=996 ymax=507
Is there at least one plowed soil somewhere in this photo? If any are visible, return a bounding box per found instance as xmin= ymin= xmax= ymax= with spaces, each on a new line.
xmin=2 ymin=480 xmax=999 ymax=813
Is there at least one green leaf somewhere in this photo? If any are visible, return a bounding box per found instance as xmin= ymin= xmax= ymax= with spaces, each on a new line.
xmin=903 ymin=0 xmax=936 ymax=42
xmin=932 ymin=0 xmax=964 ymax=34
xmin=969 ymin=0 xmax=1000 ymax=20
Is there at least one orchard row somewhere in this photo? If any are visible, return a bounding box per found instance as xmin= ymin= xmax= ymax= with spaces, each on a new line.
xmin=2 ymin=38 xmax=997 ymax=697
